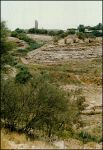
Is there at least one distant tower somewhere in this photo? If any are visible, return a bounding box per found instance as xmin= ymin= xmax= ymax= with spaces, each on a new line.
xmin=35 ymin=20 xmax=38 ymax=29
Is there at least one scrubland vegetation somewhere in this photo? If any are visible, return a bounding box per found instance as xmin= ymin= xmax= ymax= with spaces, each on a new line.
xmin=0 ymin=21 xmax=102 ymax=149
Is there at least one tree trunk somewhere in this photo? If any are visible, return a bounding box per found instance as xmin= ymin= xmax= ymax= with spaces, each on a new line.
xmin=48 ymin=126 xmax=52 ymax=138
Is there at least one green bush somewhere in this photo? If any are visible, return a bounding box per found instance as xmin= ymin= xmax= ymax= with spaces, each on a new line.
xmin=56 ymin=30 xmax=64 ymax=35
xmin=59 ymin=32 xmax=68 ymax=38
xmin=1 ymin=54 xmax=15 ymax=67
xmin=92 ymin=30 xmax=102 ymax=37
xmin=67 ymin=29 xmax=76 ymax=35
xmin=11 ymin=31 xmax=43 ymax=51
xmin=1 ymin=72 xmax=86 ymax=139
xmin=11 ymin=31 xmax=18 ymax=37
xmin=28 ymin=42 xmax=43 ymax=51
xmin=15 ymin=70 xmax=32 ymax=84
xmin=15 ymin=64 xmax=28 ymax=71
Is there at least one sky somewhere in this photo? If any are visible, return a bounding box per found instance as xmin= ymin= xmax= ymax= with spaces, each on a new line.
xmin=1 ymin=1 xmax=102 ymax=30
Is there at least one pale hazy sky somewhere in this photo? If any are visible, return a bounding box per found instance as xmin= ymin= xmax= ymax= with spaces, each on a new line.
xmin=1 ymin=1 xmax=102 ymax=30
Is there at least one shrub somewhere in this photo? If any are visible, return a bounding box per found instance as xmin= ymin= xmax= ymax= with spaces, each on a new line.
xmin=11 ymin=31 xmax=43 ymax=51
xmin=28 ymin=42 xmax=43 ymax=51
xmin=1 ymin=72 xmax=86 ymax=139
xmin=15 ymin=70 xmax=32 ymax=84
xmin=48 ymin=30 xmax=57 ymax=36
xmin=59 ymin=32 xmax=68 ymax=38
xmin=76 ymin=32 xmax=86 ymax=41
xmin=67 ymin=29 xmax=75 ymax=35
xmin=57 ymin=30 xmax=64 ymax=35
xmin=85 ymin=33 xmax=96 ymax=39
xmin=15 ymin=64 xmax=28 ymax=71
xmin=11 ymin=31 xmax=18 ymax=37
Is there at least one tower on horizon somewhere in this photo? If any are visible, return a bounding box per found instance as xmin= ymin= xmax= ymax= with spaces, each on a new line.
xmin=35 ymin=20 xmax=38 ymax=29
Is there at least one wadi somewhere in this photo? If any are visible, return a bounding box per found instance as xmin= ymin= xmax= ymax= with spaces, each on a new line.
xmin=1 ymin=20 xmax=102 ymax=149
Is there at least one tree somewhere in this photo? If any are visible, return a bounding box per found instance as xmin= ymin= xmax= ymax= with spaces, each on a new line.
xmin=25 ymin=73 xmax=86 ymax=138
xmin=78 ymin=25 xmax=85 ymax=33
xmin=92 ymin=30 xmax=102 ymax=37
xmin=95 ymin=23 xmax=102 ymax=30
xmin=15 ymin=28 xmax=26 ymax=33
xmin=1 ymin=21 xmax=10 ymax=54
xmin=1 ymin=72 xmax=86 ymax=138
xmin=1 ymin=79 xmax=33 ymax=131
xmin=0 ymin=21 xmax=16 ymax=68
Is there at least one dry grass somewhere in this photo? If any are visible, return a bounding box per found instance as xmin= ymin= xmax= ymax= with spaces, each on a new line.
xmin=1 ymin=129 xmax=27 ymax=149
xmin=1 ymin=129 xmax=55 ymax=149
xmin=27 ymin=57 xmax=102 ymax=86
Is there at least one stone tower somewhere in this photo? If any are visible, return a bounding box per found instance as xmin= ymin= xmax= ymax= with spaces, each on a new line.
xmin=35 ymin=20 xmax=38 ymax=29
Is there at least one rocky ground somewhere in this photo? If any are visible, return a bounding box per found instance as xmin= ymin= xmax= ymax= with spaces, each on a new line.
xmin=27 ymin=44 xmax=102 ymax=64
xmin=25 ymin=35 xmax=102 ymax=64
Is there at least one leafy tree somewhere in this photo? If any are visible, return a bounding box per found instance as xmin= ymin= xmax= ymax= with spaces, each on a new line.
xmin=1 ymin=72 xmax=86 ymax=139
xmin=1 ymin=21 xmax=11 ymax=54
xmin=1 ymin=79 xmax=33 ymax=130
xmin=0 ymin=21 xmax=16 ymax=68
xmin=78 ymin=25 xmax=85 ymax=33
xmin=25 ymin=73 xmax=86 ymax=138
xmin=92 ymin=30 xmax=102 ymax=37
xmin=94 ymin=23 xmax=103 ymax=30
xmin=15 ymin=28 xmax=26 ymax=33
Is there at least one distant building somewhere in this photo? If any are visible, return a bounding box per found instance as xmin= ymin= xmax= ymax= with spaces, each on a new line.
xmin=35 ymin=20 xmax=38 ymax=29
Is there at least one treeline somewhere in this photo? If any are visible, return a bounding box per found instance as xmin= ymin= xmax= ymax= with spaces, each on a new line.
xmin=27 ymin=23 xmax=103 ymax=37
xmin=9 ymin=23 xmax=102 ymax=47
